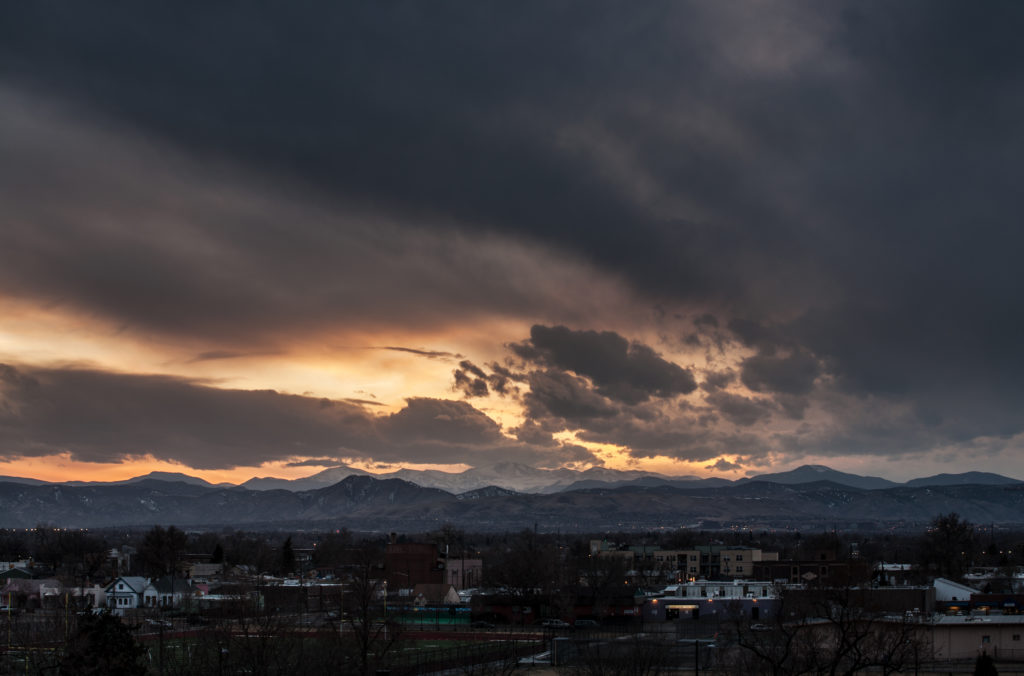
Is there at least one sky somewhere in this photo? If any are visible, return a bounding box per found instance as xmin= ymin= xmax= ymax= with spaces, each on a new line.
xmin=1 ymin=2 xmax=1024 ymax=484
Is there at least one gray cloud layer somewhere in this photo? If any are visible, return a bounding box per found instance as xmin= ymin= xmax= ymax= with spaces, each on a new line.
xmin=0 ymin=364 xmax=593 ymax=470
xmin=1 ymin=2 xmax=1024 ymax=469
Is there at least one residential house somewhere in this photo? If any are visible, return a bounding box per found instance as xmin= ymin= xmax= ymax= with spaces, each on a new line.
xmin=106 ymin=576 xmax=149 ymax=612
xmin=68 ymin=584 xmax=106 ymax=609
xmin=152 ymin=576 xmax=193 ymax=609
xmin=1 ymin=578 xmax=64 ymax=610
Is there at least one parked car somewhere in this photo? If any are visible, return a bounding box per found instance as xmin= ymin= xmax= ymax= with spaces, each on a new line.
xmin=573 ymin=619 xmax=600 ymax=628
xmin=471 ymin=620 xmax=496 ymax=629
xmin=541 ymin=619 xmax=571 ymax=628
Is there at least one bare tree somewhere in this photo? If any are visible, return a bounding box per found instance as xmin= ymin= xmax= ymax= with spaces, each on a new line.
xmin=343 ymin=551 xmax=402 ymax=676
xmin=723 ymin=587 xmax=930 ymax=676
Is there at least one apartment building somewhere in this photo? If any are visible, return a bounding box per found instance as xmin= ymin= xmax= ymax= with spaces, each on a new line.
xmin=590 ymin=541 xmax=778 ymax=580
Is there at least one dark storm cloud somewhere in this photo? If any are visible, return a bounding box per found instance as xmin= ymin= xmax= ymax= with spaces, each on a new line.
xmin=513 ymin=325 xmax=697 ymax=405
xmin=700 ymin=370 xmax=735 ymax=392
xmin=381 ymin=398 xmax=503 ymax=446
xmin=453 ymin=370 xmax=490 ymax=398
xmin=727 ymin=319 xmax=787 ymax=355
xmin=706 ymin=458 xmax=741 ymax=472
xmin=704 ymin=391 xmax=773 ymax=427
xmin=0 ymin=364 xmax=590 ymax=469
xmin=452 ymin=360 xmax=524 ymax=398
xmin=693 ymin=314 xmax=719 ymax=329
xmin=284 ymin=458 xmax=343 ymax=468
xmin=510 ymin=420 xmax=559 ymax=447
xmin=775 ymin=394 xmax=810 ymax=421
xmin=740 ymin=350 xmax=820 ymax=396
xmin=452 ymin=360 xmax=490 ymax=398
xmin=523 ymin=370 xmax=619 ymax=422
xmin=1 ymin=1 xmax=1024 ymax=458
xmin=0 ymin=87 xmax=620 ymax=348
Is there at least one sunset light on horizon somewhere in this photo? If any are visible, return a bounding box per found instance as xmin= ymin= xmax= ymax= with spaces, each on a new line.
xmin=3 ymin=2 xmax=1024 ymax=487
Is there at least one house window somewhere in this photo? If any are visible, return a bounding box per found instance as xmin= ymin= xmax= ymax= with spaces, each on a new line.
xmin=1013 ymin=634 xmax=1020 ymax=641
xmin=736 ymin=566 xmax=744 ymax=572
xmin=690 ymin=555 xmax=697 ymax=562
xmin=736 ymin=555 xmax=743 ymax=561
xmin=982 ymin=636 xmax=991 ymax=644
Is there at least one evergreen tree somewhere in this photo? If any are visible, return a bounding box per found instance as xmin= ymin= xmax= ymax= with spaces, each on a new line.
xmin=60 ymin=612 xmax=147 ymax=676
xmin=974 ymin=652 xmax=998 ymax=676
xmin=281 ymin=536 xmax=296 ymax=575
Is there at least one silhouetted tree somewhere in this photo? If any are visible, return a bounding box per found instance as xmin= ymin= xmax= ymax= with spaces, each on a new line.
xmin=60 ymin=612 xmax=147 ymax=676
xmin=311 ymin=529 xmax=353 ymax=569
xmin=139 ymin=525 xmax=187 ymax=576
xmin=280 ymin=536 xmax=296 ymax=575
xmin=974 ymin=652 xmax=999 ymax=676
xmin=920 ymin=513 xmax=977 ymax=580
xmin=344 ymin=547 xmax=402 ymax=676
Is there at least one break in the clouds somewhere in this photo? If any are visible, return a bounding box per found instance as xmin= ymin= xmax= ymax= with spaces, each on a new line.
xmin=1 ymin=1 xmax=1024 ymax=480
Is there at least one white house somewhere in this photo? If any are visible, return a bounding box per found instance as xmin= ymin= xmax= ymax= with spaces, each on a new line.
xmin=106 ymin=577 xmax=149 ymax=612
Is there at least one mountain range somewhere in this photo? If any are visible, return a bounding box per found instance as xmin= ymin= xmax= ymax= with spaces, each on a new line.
xmin=0 ymin=464 xmax=1020 ymax=530
xmin=240 ymin=462 xmax=1019 ymax=494
xmin=3 ymin=463 xmax=1019 ymax=495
